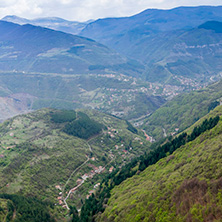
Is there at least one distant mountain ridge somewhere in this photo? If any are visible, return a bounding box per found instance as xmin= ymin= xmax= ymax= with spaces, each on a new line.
xmin=80 ymin=6 xmax=222 ymax=46
xmin=79 ymin=6 xmax=222 ymax=83
xmin=126 ymin=21 xmax=222 ymax=82
xmin=1 ymin=15 xmax=91 ymax=35
xmin=0 ymin=20 xmax=144 ymax=75
xmin=2 ymin=7 xmax=222 ymax=83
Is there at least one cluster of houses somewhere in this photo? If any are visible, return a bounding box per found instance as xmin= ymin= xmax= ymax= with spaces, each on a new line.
xmin=107 ymin=127 xmax=118 ymax=138
xmin=55 ymin=185 xmax=67 ymax=208
xmin=55 ymin=162 xmax=111 ymax=205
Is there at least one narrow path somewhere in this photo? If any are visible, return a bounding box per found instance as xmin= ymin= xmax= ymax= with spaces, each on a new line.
xmin=62 ymin=156 xmax=89 ymax=210
xmin=62 ymin=119 xmax=108 ymax=210
xmin=87 ymin=141 xmax=92 ymax=152
xmin=62 ymin=137 xmax=95 ymax=209
xmin=12 ymin=208 xmax=16 ymax=220
xmin=142 ymin=129 xmax=150 ymax=141
xmin=162 ymin=128 xmax=167 ymax=137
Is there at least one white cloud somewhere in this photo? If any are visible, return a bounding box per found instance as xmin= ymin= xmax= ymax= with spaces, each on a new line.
xmin=0 ymin=0 xmax=221 ymax=21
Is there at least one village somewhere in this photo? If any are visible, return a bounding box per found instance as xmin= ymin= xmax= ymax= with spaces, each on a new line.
xmin=80 ymin=73 xmax=206 ymax=120
xmin=55 ymin=159 xmax=115 ymax=208
xmin=54 ymin=125 xmax=147 ymax=209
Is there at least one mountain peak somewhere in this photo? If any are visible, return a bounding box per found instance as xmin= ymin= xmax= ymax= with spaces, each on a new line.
xmin=1 ymin=15 xmax=29 ymax=24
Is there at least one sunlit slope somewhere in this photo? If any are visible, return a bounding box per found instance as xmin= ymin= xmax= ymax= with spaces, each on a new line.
xmin=98 ymin=106 xmax=222 ymax=222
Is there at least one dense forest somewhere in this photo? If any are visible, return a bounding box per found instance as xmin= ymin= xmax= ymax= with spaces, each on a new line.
xmin=63 ymin=112 xmax=105 ymax=139
xmin=0 ymin=194 xmax=55 ymax=222
xmin=126 ymin=121 xmax=138 ymax=134
xmin=50 ymin=110 xmax=76 ymax=123
xmin=77 ymin=115 xmax=220 ymax=221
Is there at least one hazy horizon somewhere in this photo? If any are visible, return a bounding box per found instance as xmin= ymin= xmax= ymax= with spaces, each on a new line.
xmin=0 ymin=0 xmax=221 ymax=22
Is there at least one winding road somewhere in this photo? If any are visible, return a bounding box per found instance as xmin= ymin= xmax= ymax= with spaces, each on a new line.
xmin=62 ymin=141 xmax=93 ymax=210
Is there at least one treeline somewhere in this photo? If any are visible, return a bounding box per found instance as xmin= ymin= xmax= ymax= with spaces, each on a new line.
xmin=63 ymin=112 xmax=105 ymax=139
xmin=77 ymin=115 xmax=220 ymax=221
xmin=50 ymin=110 xmax=76 ymax=123
xmin=126 ymin=121 xmax=138 ymax=134
xmin=208 ymin=100 xmax=220 ymax=112
xmin=0 ymin=194 xmax=55 ymax=222
xmin=140 ymin=115 xmax=220 ymax=171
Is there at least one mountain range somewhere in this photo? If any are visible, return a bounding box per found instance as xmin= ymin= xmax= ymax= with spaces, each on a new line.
xmin=80 ymin=6 xmax=222 ymax=49
xmin=0 ymin=6 xmax=222 ymax=221
xmin=1 ymin=15 xmax=91 ymax=35
xmin=1 ymin=7 xmax=222 ymax=83
xmin=80 ymin=6 xmax=222 ymax=83
xmin=118 ymin=21 xmax=222 ymax=82
xmin=0 ymin=20 xmax=144 ymax=76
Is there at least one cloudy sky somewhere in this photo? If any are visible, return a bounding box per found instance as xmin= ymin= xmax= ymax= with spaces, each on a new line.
xmin=0 ymin=0 xmax=221 ymax=21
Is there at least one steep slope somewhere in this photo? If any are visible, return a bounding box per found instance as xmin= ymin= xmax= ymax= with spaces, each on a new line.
xmin=80 ymin=6 xmax=222 ymax=83
xmin=0 ymin=21 xmax=144 ymax=76
xmin=0 ymin=194 xmax=55 ymax=222
xmin=1 ymin=15 xmax=90 ymax=35
xmin=123 ymin=21 xmax=222 ymax=82
xmin=0 ymin=108 xmax=149 ymax=218
xmin=97 ymin=106 xmax=222 ymax=222
xmin=80 ymin=6 xmax=222 ymax=51
xmin=142 ymin=79 xmax=222 ymax=140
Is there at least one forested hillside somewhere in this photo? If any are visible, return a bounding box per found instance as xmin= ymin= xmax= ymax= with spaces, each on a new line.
xmin=0 ymin=108 xmax=149 ymax=221
xmin=95 ymin=106 xmax=222 ymax=221
xmin=80 ymin=7 xmax=222 ymax=84
xmin=0 ymin=20 xmax=144 ymax=76
xmin=143 ymin=79 xmax=222 ymax=140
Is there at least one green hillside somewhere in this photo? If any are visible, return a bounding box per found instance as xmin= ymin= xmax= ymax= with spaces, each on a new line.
xmin=0 ymin=108 xmax=149 ymax=220
xmin=97 ymin=105 xmax=222 ymax=222
xmin=143 ymin=79 xmax=222 ymax=140
xmin=0 ymin=72 xmax=166 ymax=122
xmin=80 ymin=7 xmax=222 ymax=84
xmin=125 ymin=23 xmax=222 ymax=83
xmin=0 ymin=194 xmax=55 ymax=222
xmin=0 ymin=21 xmax=144 ymax=76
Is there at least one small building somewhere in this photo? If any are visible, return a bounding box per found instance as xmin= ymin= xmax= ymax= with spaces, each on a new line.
xmin=59 ymin=200 xmax=63 ymax=205
xmin=55 ymin=185 xmax=62 ymax=190
xmin=109 ymin=166 xmax=114 ymax=173
xmin=76 ymin=179 xmax=83 ymax=185
xmin=94 ymin=183 xmax=101 ymax=189
xmin=81 ymin=174 xmax=89 ymax=180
